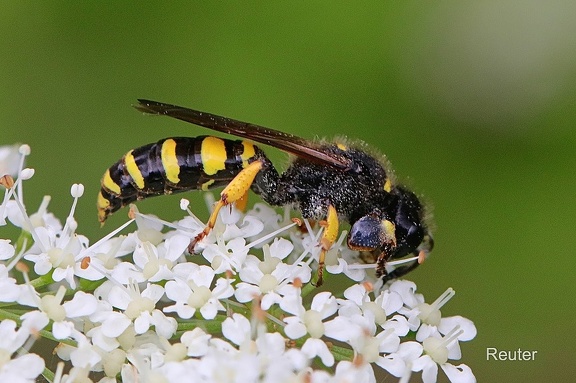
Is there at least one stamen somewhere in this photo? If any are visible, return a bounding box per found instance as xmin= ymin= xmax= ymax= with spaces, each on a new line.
xmin=0 ymin=175 xmax=14 ymax=189
xmin=387 ymin=255 xmax=420 ymax=267
xmin=61 ymin=184 xmax=84 ymax=238
xmin=12 ymin=195 xmax=47 ymax=253
xmin=440 ymin=325 xmax=464 ymax=348
xmin=246 ymin=221 xmax=298 ymax=249
xmin=204 ymin=193 xmax=216 ymax=213
xmin=79 ymin=218 xmax=135 ymax=259
xmin=17 ymin=145 xmax=31 ymax=203
xmin=398 ymin=361 xmax=413 ymax=383
xmin=6 ymin=237 xmax=28 ymax=271
xmin=431 ymin=288 xmax=455 ymax=310
xmin=53 ymin=362 xmax=65 ymax=383
xmin=17 ymin=262 xmax=42 ymax=307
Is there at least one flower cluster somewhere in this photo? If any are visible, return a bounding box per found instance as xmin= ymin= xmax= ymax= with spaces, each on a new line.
xmin=0 ymin=144 xmax=476 ymax=383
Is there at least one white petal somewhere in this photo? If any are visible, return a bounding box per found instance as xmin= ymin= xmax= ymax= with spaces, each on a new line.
xmin=441 ymin=363 xmax=476 ymax=383
xmin=110 ymin=262 xmax=145 ymax=284
xmin=52 ymin=320 xmax=74 ymax=339
xmin=163 ymin=234 xmax=189 ymax=261
xmin=5 ymin=353 xmax=45 ymax=379
xmin=152 ymin=309 xmax=177 ymax=338
xmin=388 ymin=280 xmax=422 ymax=308
xmin=382 ymin=315 xmax=410 ymax=336
xmin=416 ymin=324 xmax=439 ymax=342
xmin=439 ymin=316 xmax=477 ymax=341
xmin=190 ymin=265 xmax=216 ymax=287
xmin=269 ymin=238 xmax=294 ymax=259
xmin=20 ymin=311 xmax=49 ymax=333
xmin=106 ymin=285 xmax=131 ymax=310
xmin=163 ymin=302 xmax=195 ymax=319
xmin=343 ymin=283 xmax=367 ymax=305
xmin=334 ymin=360 xmax=376 ymax=383
xmin=239 ymin=215 xmax=264 ymax=237
xmin=63 ymin=291 xmax=98 ymax=317
xmin=283 ymin=318 xmax=307 ymax=339
xmin=279 ymin=288 xmax=304 ymax=316
xmin=310 ymin=292 xmax=337 ymax=318
xmin=412 ymin=355 xmax=439 ymax=383
xmin=70 ymin=342 xmax=101 ymax=369
xmin=211 ymin=278 xmax=234 ymax=299
xmin=222 ymin=314 xmax=250 ymax=346
xmin=221 ymin=205 xmax=242 ymax=224
xmin=181 ymin=328 xmax=211 ymax=357
xmin=256 ymin=332 xmax=286 ymax=356
xmin=87 ymin=326 xmax=120 ymax=352
xmin=132 ymin=242 xmax=155 ymax=268
xmin=396 ymin=341 xmax=423 ymax=360
xmin=101 ymin=312 xmax=131 ymax=338
xmin=379 ymin=290 xmax=403 ymax=315
xmin=0 ymin=239 xmax=15 ymax=260
xmin=324 ymin=317 xmax=361 ymax=342
xmin=302 ymin=338 xmax=334 ymax=366
xmin=261 ymin=291 xmax=281 ymax=310
xmin=376 ymin=354 xmax=405 ymax=377
xmin=165 ymin=279 xmax=192 ymax=302
xmin=134 ymin=312 xmax=152 ymax=334
xmin=199 ymin=300 xmax=219 ymax=319
xmin=141 ymin=283 xmax=165 ymax=303
xmin=377 ymin=331 xmax=400 ymax=354
xmin=234 ymin=283 xmax=260 ymax=303
xmin=0 ymin=279 xmax=20 ymax=302
xmin=447 ymin=339 xmax=463 ymax=360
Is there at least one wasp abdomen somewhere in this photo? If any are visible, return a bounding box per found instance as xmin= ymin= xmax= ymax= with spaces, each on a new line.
xmin=98 ymin=136 xmax=260 ymax=223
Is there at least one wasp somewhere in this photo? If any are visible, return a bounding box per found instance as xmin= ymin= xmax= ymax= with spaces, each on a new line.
xmin=98 ymin=99 xmax=434 ymax=285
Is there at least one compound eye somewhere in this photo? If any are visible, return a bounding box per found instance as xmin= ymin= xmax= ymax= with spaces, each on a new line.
xmin=347 ymin=215 xmax=396 ymax=251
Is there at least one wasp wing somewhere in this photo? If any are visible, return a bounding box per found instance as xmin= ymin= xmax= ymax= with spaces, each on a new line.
xmin=135 ymin=99 xmax=351 ymax=170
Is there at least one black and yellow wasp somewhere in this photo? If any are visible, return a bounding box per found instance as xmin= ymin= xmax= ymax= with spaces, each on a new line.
xmin=98 ymin=100 xmax=434 ymax=285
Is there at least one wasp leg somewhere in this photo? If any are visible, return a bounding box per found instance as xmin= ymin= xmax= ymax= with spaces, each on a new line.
xmin=380 ymin=259 xmax=420 ymax=284
xmin=189 ymin=160 xmax=264 ymax=251
xmin=235 ymin=190 xmax=249 ymax=212
xmin=315 ymin=204 xmax=339 ymax=287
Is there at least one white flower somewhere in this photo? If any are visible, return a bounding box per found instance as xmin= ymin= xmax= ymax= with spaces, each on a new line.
xmin=222 ymin=313 xmax=251 ymax=346
xmin=181 ymin=328 xmax=212 ymax=357
xmin=21 ymin=285 xmax=81 ymax=340
xmin=164 ymin=263 xmax=234 ymax=319
xmin=0 ymin=320 xmax=30 ymax=353
xmin=0 ymin=145 xmax=478 ymax=382
xmin=333 ymin=359 xmax=376 ymax=383
xmin=69 ymin=333 xmax=102 ymax=370
xmin=0 ymin=353 xmax=45 ymax=383
xmin=202 ymin=237 xmax=250 ymax=274
xmin=376 ymin=341 xmax=423 ymax=377
xmin=132 ymin=235 xmax=189 ymax=281
xmin=102 ymin=281 xmax=177 ymax=338
xmin=281 ymin=290 xmax=340 ymax=366
xmin=235 ymin=239 xmax=312 ymax=309
xmin=0 ymin=264 xmax=20 ymax=303
xmin=0 ymin=239 xmax=15 ymax=260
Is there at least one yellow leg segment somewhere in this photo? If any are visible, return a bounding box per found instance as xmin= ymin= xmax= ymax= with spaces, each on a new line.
xmin=189 ymin=160 xmax=264 ymax=251
xmin=315 ymin=204 xmax=339 ymax=286
xmin=235 ymin=191 xmax=249 ymax=212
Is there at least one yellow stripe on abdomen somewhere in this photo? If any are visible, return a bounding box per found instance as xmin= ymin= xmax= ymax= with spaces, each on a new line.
xmin=201 ymin=137 xmax=227 ymax=175
xmin=240 ymin=141 xmax=256 ymax=168
xmin=124 ymin=150 xmax=145 ymax=189
xmin=102 ymin=169 xmax=121 ymax=194
xmin=161 ymin=139 xmax=181 ymax=184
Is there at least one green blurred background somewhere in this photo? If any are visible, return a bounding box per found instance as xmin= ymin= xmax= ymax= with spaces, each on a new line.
xmin=1 ymin=2 xmax=575 ymax=382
